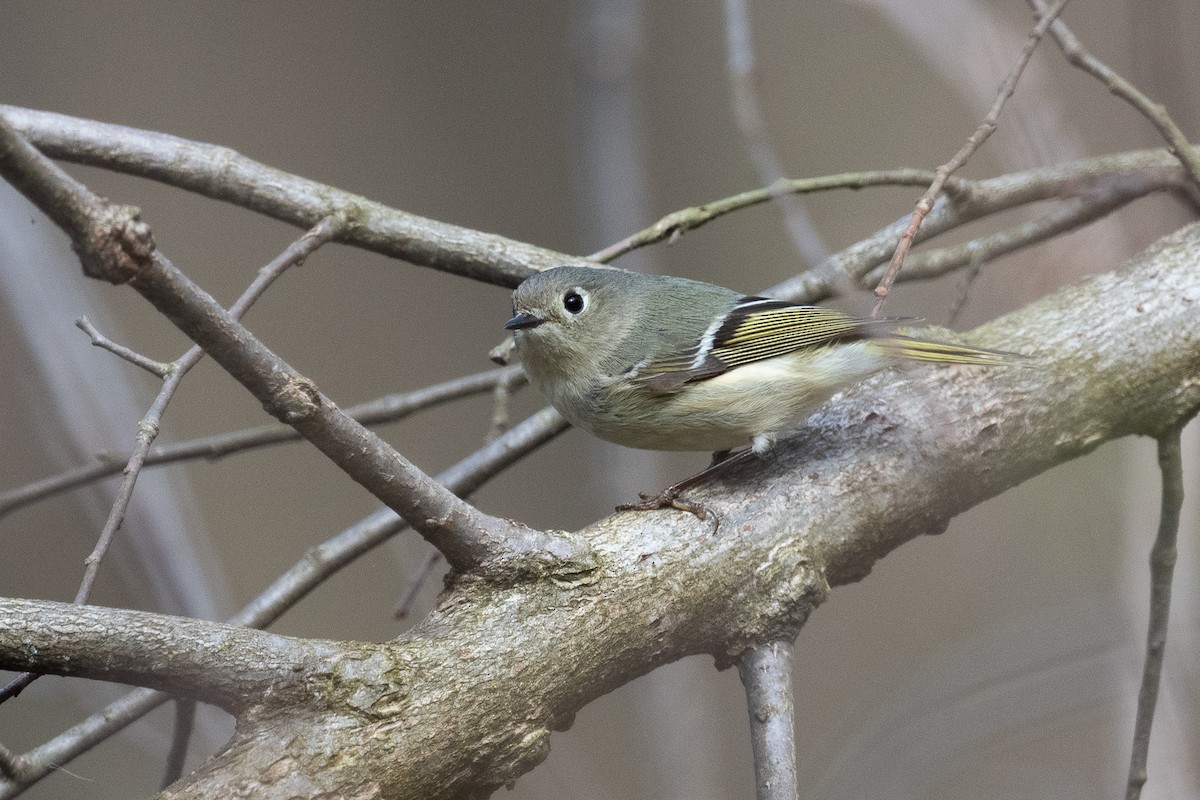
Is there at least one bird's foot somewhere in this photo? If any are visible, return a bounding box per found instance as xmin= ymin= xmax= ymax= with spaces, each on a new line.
xmin=617 ymin=487 xmax=720 ymax=531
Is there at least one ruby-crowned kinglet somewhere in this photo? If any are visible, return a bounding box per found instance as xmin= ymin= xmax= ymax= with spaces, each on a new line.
xmin=505 ymin=266 xmax=1018 ymax=459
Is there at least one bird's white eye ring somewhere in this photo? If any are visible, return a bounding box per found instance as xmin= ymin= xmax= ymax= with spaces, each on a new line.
xmin=563 ymin=288 xmax=587 ymax=315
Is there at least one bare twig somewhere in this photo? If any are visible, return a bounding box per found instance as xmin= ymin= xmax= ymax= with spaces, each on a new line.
xmin=394 ymin=551 xmax=445 ymax=619
xmin=0 ymin=214 xmax=346 ymax=703
xmin=723 ymin=0 xmax=829 ymax=265
xmin=946 ymin=245 xmax=985 ymax=327
xmin=768 ymin=149 xmax=1187 ymax=304
xmin=858 ymin=184 xmax=1149 ymax=288
xmin=486 ymin=366 xmax=525 ymax=441
xmin=1125 ymin=424 xmax=1185 ymax=800
xmin=870 ymin=0 xmax=1070 ymax=318
xmin=0 ymin=365 xmax=523 ymax=520
xmin=70 ymin=214 xmax=345 ymax=607
xmin=162 ymin=698 xmax=196 ymax=790
xmin=1028 ymin=0 xmax=1200 ymax=191
xmin=75 ymin=316 xmax=170 ymax=377
xmin=738 ymin=641 xmax=799 ymax=800
xmin=590 ymin=169 xmax=958 ymax=263
xmin=0 ymin=674 xmax=33 ymax=703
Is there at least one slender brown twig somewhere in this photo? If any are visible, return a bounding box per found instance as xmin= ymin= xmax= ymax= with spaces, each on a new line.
xmin=394 ymin=551 xmax=445 ymax=620
xmin=70 ymin=215 xmax=346 ymax=605
xmin=590 ymin=169 xmax=960 ymax=263
xmin=870 ymin=0 xmax=1071 ymax=318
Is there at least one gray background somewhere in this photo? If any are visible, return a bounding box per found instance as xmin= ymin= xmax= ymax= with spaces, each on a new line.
xmin=1 ymin=2 xmax=1197 ymax=798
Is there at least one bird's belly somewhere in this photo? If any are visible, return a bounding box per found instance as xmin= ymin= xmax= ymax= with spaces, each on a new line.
xmin=573 ymin=346 xmax=888 ymax=452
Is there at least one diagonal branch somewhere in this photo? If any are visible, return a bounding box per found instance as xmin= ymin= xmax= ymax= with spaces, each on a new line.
xmin=0 ymin=214 xmax=347 ymax=703
xmin=1028 ymin=0 xmax=1200 ymax=190
xmin=0 ymin=365 xmax=523 ymax=519
xmin=0 ymin=117 xmax=591 ymax=578
xmin=869 ymin=0 xmax=1071 ymax=317
xmin=0 ymin=105 xmax=576 ymax=288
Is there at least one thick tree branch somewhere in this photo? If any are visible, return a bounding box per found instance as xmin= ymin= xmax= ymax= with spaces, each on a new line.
xmin=166 ymin=225 xmax=1195 ymax=799
xmin=0 ymin=598 xmax=344 ymax=711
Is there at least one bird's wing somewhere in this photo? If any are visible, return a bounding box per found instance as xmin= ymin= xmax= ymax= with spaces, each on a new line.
xmin=629 ymin=297 xmax=893 ymax=394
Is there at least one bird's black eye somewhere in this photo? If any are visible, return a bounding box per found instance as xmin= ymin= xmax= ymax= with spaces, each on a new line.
xmin=563 ymin=290 xmax=586 ymax=314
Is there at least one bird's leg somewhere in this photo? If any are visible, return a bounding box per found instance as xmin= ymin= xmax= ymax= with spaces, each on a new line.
xmin=616 ymin=448 xmax=755 ymax=526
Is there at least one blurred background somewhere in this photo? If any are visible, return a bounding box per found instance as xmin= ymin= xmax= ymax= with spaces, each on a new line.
xmin=1 ymin=2 xmax=1197 ymax=798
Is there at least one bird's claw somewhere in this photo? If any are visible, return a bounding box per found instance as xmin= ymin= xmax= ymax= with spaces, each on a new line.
xmin=616 ymin=489 xmax=720 ymax=532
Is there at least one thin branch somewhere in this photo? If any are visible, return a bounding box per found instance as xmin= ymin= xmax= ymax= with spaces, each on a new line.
xmin=1125 ymin=424 xmax=1185 ymax=800
xmin=723 ymin=0 xmax=829 ymax=265
xmin=767 ymin=149 xmax=1188 ymax=304
xmin=162 ymin=699 xmax=196 ymax=790
xmin=0 ymin=405 xmax=568 ymax=795
xmin=0 ymin=115 xmax=589 ymax=577
xmin=858 ymin=184 xmax=1148 ymax=287
xmin=0 ymin=598 xmax=346 ymax=709
xmin=1028 ymin=0 xmax=1200 ymax=191
xmin=590 ymin=169 xmax=959 ymax=263
xmin=0 ymin=687 xmax=164 ymax=800
xmin=0 ymin=105 xmax=576 ymax=288
xmin=394 ymin=551 xmax=445 ymax=619
xmin=0 ymin=674 xmax=34 ymax=704
xmin=0 ymin=365 xmax=523 ymax=520
xmin=71 ymin=214 xmax=344 ymax=607
xmin=870 ymin=0 xmax=1070 ymax=318
xmin=738 ymin=641 xmax=799 ymax=800
xmin=75 ymin=316 xmax=170 ymax=377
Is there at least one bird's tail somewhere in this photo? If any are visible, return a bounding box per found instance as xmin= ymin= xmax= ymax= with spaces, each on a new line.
xmin=869 ymin=335 xmax=1027 ymax=367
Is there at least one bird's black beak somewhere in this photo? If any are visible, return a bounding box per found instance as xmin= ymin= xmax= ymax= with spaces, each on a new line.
xmin=505 ymin=312 xmax=544 ymax=331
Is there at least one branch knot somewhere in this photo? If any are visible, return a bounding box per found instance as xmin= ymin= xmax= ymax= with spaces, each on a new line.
xmin=75 ymin=204 xmax=156 ymax=285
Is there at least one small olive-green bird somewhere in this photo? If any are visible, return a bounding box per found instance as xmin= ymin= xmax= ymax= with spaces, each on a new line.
xmin=506 ymin=266 xmax=1019 ymax=461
